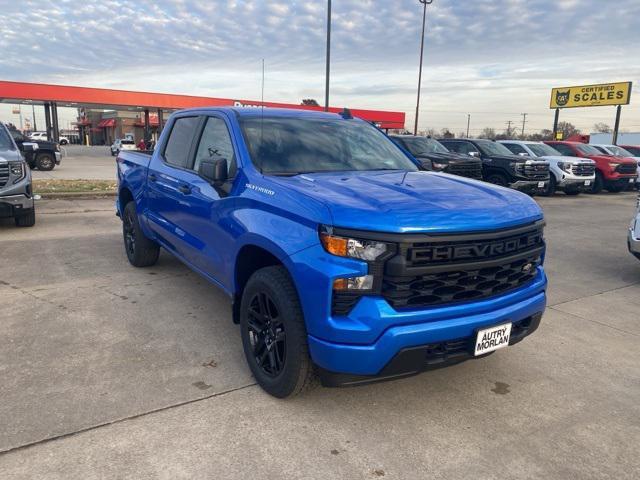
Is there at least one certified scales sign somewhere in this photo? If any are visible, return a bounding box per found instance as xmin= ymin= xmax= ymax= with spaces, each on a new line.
xmin=550 ymin=82 xmax=632 ymax=109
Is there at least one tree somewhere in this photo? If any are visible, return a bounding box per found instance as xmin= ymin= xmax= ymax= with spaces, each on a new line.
xmin=301 ymin=99 xmax=319 ymax=106
xmin=440 ymin=128 xmax=454 ymax=139
xmin=421 ymin=128 xmax=438 ymax=138
xmin=557 ymin=121 xmax=580 ymax=139
xmin=593 ymin=122 xmax=612 ymax=133
xmin=478 ymin=127 xmax=496 ymax=139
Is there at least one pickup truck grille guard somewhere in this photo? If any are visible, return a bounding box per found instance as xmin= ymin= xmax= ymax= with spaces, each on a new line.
xmin=0 ymin=163 xmax=9 ymax=187
xmin=571 ymin=163 xmax=595 ymax=176
xmin=515 ymin=162 xmax=549 ymax=180
xmin=331 ymin=221 xmax=545 ymax=315
xmin=615 ymin=163 xmax=638 ymax=175
xmin=445 ymin=162 xmax=483 ymax=180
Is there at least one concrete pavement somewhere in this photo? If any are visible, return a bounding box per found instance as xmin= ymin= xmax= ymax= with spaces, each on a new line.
xmin=0 ymin=193 xmax=639 ymax=479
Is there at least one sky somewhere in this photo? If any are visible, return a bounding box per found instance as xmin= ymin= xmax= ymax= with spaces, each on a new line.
xmin=0 ymin=0 xmax=639 ymax=135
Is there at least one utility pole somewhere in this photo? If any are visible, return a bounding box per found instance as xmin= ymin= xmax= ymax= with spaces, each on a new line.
xmin=506 ymin=120 xmax=514 ymax=138
xmin=414 ymin=0 xmax=434 ymax=135
xmin=466 ymin=114 xmax=471 ymax=138
xmin=521 ymin=113 xmax=527 ymax=138
xmin=324 ymin=0 xmax=331 ymax=112
xmin=32 ymin=104 xmax=37 ymax=132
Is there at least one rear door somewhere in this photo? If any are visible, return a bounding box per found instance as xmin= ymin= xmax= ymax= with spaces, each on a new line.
xmin=145 ymin=115 xmax=202 ymax=259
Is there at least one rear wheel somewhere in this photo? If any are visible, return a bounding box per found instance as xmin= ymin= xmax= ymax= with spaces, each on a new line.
xmin=15 ymin=209 xmax=36 ymax=227
xmin=122 ymin=202 xmax=160 ymax=267
xmin=36 ymin=153 xmax=55 ymax=171
xmin=240 ymin=266 xmax=317 ymax=398
xmin=606 ymin=183 xmax=626 ymax=193
xmin=485 ymin=172 xmax=509 ymax=187
xmin=590 ymin=172 xmax=604 ymax=194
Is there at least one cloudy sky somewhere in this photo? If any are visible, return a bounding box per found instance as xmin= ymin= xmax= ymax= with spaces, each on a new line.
xmin=1 ymin=0 xmax=639 ymax=135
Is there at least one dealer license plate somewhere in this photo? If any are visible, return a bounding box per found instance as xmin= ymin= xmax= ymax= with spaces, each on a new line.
xmin=537 ymin=182 xmax=545 ymax=188
xmin=474 ymin=323 xmax=512 ymax=356
xmin=584 ymin=180 xmax=591 ymax=186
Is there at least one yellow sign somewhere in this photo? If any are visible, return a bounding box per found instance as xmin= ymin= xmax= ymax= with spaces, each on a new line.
xmin=550 ymin=82 xmax=632 ymax=109
xmin=555 ymin=131 xmax=564 ymax=140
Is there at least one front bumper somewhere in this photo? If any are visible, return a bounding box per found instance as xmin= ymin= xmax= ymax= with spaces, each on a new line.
xmin=307 ymin=268 xmax=547 ymax=379
xmin=628 ymin=216 xmax=640 ymax=259
xmin=510 ymin=179 xmax=547 ymax=192
xmin=557 ymin=175 xmax=594 ymax=190
xmin=0 ymin=194 xmax=35 ymax=218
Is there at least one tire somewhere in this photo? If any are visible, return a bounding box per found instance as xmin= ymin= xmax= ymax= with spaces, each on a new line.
xmin=36 ymin=153 xmax=55 ymax=171
xmin=122 ymin=201 xmax=160 ymax=267
xmin=540 ymin=175 xmax=556 ymax=197
xmin=60 ymin=139 xmax=68 ymax=145
xmin=485 ymin=172 xmax=509 ymax=187
xmin=590 ymin=171 xmax=604 ymax=194
xmin=15 ymin=209 xmax=36 ymax=227
xmin=240 ymin=266 xmax=317 ymax=398
xmin=606 ymin=183 xmax=626 ymax=193
xmin=564 ymin=188 xmax=580 ymax=196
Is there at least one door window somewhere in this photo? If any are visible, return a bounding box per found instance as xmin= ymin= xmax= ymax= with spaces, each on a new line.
xmin=163 ymin=116 xmax=199 ymax=168
xmin=551 ymin=143 xmax=575 ymax=156
xmin=502 ymin=143 xmax=527 ymax=155
xmin=194 ymin=117 xmax=236 ymax=176
xmin=445 ymin=141 xmax=478 ymax=156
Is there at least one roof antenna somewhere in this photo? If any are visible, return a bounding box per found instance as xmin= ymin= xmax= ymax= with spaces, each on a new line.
xmin=340 ymin=107 xmax=352 ymax=119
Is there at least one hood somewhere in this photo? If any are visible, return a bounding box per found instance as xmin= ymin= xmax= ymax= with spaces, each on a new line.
xmin=587 ymin=154 xmax=636 ymax=164
xmin=487 ymin=154 xmax=533 ymax=163
xmin=0 ymin=147 xmax=23 ymax=162
xmin=414 ymin=151 xmax=473 ymax=163
xmin=540 ymin=155 xmax=594 ymax=164
xmin=270 ymin=171 xmax=542 ymax=234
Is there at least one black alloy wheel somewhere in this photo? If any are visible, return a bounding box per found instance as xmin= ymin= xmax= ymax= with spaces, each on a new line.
xmin=123 ymin=206 xmax=137 ymax=258
xmin=247 ymin=291 xmax=287 ymax=377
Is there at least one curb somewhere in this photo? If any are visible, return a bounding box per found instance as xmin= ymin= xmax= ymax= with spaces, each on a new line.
xmin=36 ymin=191 xmax=117 ymax=200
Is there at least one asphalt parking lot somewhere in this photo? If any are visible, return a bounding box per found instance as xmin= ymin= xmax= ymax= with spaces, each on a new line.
xmin=1 ymin=192 xmax=639 ymax=479
xmin=32 ymin=145 xmax=115 ymax=180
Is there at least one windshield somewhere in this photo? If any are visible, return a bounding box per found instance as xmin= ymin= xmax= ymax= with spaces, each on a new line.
xmin=528 ymin=143 xmax=561 ymax=157
xmin=0 ymin=125 xmax=16 ymax=150
xmin=240 ymin=117 xmax=418 ymax=175
xmin=396 ymin=136 xmax=449 ymax=155
xmin=475 ymin=140 xmax=514 ymax=156
xmin=577 ymin=144 xmax=604 ymax=155
xmin=606 ymin=145 xmax=632 ymax=157
xmin=624 ymin=146 xmax=640 ymax=156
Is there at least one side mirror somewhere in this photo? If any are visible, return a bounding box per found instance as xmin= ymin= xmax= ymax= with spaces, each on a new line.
xmin=468 ymin=151 xmax=480 ymax=157
xmin=198 ymin=158 xmax=228 ymax=185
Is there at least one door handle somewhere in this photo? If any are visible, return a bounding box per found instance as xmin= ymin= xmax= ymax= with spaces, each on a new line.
xmin=148 ymin=173 xmax=157 ymax=182
xmin=178 ymin=185 xmax=192 ymax=195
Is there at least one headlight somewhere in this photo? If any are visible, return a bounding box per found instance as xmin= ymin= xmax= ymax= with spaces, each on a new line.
xmin=609 ymin=163 xmax=620 ymax=170
xmin=320 ymin=228 xmax=388 ymax=261
xmin=9 ymin=161 xmax=26 ymax=183
xmin=431 ymin=162 xmax=447 ymax=171
xmin=558 ymin=162 xmax=573 ymax=173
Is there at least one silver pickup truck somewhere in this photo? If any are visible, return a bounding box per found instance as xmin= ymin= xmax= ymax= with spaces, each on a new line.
xmin=0 ymin=122 xmax=35 ymax=227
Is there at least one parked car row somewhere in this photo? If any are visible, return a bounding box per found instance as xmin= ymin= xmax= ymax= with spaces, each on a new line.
xmin=0 ymin=122 xmax=35 ymax=226
xmin=390 ymin=134 xmax=639 ymax=197
xmin=7 ymin=126 xmax=62 ymax=171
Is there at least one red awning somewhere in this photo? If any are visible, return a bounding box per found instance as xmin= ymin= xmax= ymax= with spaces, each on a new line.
xmin=97 ymin=118 xmax=116 ymax=128
xmin=134 ymin=114 xmax=159 ymax=127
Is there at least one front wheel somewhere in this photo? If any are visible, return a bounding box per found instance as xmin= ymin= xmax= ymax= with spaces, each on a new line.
xmin=240 ymin=266 xmax=317 ymax=398
xmin=122 ymin=202 xmax=160 ymax=267
xmin=36 ymin=153 xmax=55 ymax=171
xmin=540 ymin=175 xmax=556 ymax=197
xmin=606 ymin=183 xmax=626 ymax=193
xmin=590 ymin=172 xmax=604 ymax=194
xmin=15 ymin=209 xmax=36 ymax=227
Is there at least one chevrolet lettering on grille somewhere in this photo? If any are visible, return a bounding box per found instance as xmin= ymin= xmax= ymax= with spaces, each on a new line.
xmin=411 ymin=231 xmax=543 ymax=263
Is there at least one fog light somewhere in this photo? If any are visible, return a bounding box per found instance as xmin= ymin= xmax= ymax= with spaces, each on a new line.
xmin=333 ymin=275 xmax=374 ymax=291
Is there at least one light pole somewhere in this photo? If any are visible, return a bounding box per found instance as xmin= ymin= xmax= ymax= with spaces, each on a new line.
xmin=324 ymin=0 xmax=332 ymax=112
xmin=466 ymin=114 xmax=471 ymax=138
xmin=414 ymin=0 xmax=433 ymax=135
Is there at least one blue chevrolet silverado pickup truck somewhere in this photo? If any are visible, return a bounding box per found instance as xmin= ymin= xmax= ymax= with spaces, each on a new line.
xmin=116 ymin=107 xmax=547 ymax=398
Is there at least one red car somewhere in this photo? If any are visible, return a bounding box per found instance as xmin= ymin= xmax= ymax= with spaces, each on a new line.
xmin=544 ymin=141 xmax=637 ymax=193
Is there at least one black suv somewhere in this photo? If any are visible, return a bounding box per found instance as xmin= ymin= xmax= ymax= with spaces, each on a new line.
xmin=439 ymin=138 xmax=550 ymax=193
xmin=389 ymin=135 xmax=483 ymax=180
xmin=7 ymin=127 xmax=62 ymax=171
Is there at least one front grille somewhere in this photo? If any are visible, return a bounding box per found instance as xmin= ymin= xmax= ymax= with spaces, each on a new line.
xmin=0 ymin=164 xmax=9 ymax=187
xmin=616 ymin=163 xmax=637 ymax=175
xmin=382 ymin=253 xmax=541 ymax=309
xmin=382 ymin=223 xmax=544 ymax=310
xmin=516 ymin=162 xmax=549 ymax=180
xmin=445 ymin=162 xmax=483 ymax=180
xmin=571 ymin=163 xmax=595 ymax=176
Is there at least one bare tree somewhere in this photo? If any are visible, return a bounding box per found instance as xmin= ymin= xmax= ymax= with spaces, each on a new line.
xmin=593 ymin=122 xmax=612 ymax=133
xmin=301 ymin=99 xmax=320 ymax=106
xmin=478 ymin=127 xmax=496 ymax=139
xmin=557 ymin=121 xmax=580 ymax=139
xmin=440 ymin=128 xmax=454 ymax=139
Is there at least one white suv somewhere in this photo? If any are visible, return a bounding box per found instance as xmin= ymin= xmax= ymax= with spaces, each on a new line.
xmin=629 ymin=196 xmax=640 ymax=260
xmin=499 ymin=140 xmax=596 ymax=196
xmin=29 ymin=132 xmax=69 ymax=145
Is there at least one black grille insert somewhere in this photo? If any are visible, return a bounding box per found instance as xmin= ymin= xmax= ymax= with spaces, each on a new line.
xmin=616 ymin=163 xmax=637 ymax=175
xmin=571 ymin=163 xmax=595 ymax=176
xmin=445 ymin=162 xmax=483 ymax=180
xmin=0 ymin=164 xmax=9 ymax=188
